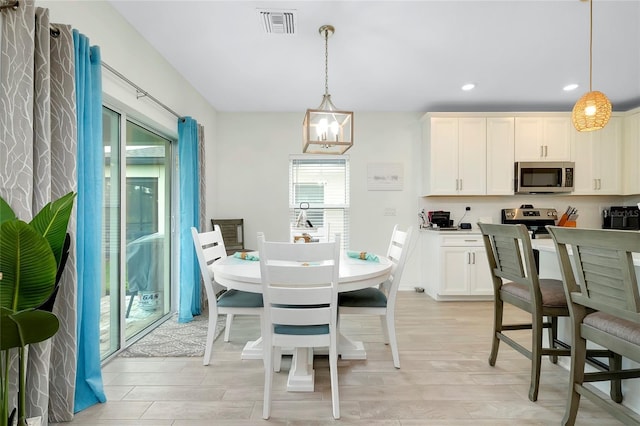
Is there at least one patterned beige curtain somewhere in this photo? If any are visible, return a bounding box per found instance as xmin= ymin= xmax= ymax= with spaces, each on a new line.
xmin=0 ymin=0 xmax=78 ymax=423
xmin=198 ymin=124 xmax=210 ymax=305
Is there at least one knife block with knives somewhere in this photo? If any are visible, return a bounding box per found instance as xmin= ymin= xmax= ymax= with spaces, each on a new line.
xmin=558 ymin=206 xmax=578 ymax=227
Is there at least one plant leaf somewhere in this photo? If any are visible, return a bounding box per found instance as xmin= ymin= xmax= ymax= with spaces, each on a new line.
xmin=0 ymin=308 xmax=59 ymax=350
xmin=0 ymin=220 xmax=57 ymax=311
xmin=30 ymin=191 xmax=76 ymax=267
xmin=0 ymin=196 xmax=17 ymax=224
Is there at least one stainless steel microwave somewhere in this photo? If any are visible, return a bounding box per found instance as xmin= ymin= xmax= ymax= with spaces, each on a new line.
xmin=514 ymin=161 xmax=575 ymax=194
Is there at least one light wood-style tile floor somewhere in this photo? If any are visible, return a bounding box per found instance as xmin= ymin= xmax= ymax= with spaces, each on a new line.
xmin=54 ymin=292 xmax=625 ymax=425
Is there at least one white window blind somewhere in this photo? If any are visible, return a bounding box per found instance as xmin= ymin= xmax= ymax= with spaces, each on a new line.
xmin=289 ymin=156 xmax=350 ymax=249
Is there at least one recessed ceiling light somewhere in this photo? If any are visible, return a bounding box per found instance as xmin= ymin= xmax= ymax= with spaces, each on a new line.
xmin=563 ymin=84 xmax=579 ymax=91
xmin=461 ymin=83 xmax=475 ymax=91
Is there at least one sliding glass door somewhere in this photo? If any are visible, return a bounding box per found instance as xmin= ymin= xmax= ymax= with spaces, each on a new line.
xmin=101 ymin=106 xmax=173 ymax=358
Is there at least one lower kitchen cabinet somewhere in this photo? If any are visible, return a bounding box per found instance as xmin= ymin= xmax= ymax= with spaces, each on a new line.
xmin=422 ymin=231 xmax=494 ymax=300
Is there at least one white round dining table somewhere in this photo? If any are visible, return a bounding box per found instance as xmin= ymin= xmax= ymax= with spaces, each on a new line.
xmin=211 ymin=251 xmax=392 ymax=392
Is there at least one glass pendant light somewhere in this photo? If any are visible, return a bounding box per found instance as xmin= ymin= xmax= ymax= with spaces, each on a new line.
xmin=303 ymin=25 xmax=354 ymax=154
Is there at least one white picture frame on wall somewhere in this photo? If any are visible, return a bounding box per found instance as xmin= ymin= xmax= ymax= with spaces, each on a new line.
xmin=367 ymin=163 xmax=403 ymax=191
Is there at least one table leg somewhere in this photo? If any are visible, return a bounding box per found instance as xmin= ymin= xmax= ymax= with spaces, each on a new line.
xmin=337 ymin=331 xmax=367 ymax=360
xmin=286 ymin=347 xmax=315 ymax=392
xmin=241 ymin=337 xmax=263 ymax=360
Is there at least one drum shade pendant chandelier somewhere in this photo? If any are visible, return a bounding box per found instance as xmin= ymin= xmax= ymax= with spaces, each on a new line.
xmin=571 ymin=0 xmax=611 ymax=132
xmin=303 ymin=25 xmax=353 ymax=154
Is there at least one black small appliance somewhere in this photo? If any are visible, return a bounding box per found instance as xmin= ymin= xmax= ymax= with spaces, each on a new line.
xmin=427 ymin=211 xmax=455 ymax=229
xmin=602 ymin=206 xmax=640 ymax=230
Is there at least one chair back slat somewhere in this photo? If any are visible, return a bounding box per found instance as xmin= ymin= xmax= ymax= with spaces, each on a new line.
xmin=271 ymin=307 xmax=331 ymax=326
xmin=269 ymin=285 xmax=332 ymax=306
xmin=494 ymin=236 xmax=525 ymax=279
xmin=548 ymin=226 xmax=640 ymax=320
xmin=479 ymin=223 xmax=536 ymax=289
xmin=267 ymin=263 xmax=336 ymax=288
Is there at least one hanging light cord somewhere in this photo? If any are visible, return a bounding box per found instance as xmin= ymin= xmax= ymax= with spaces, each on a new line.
xmin=324 ymin=28 xmax=330 ymax=96
xmin=588 ymin=0 xmax=593 ymax=92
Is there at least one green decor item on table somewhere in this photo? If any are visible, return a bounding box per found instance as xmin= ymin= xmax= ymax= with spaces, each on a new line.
xmin=347 ymin=250 xmax=379 ymax=262
xmin=234 ymin=251 xmax=260 ymax=261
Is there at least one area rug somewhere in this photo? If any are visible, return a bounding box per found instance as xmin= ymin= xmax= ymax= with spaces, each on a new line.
xmin=119 ymin=313 xmax=225 ymax=357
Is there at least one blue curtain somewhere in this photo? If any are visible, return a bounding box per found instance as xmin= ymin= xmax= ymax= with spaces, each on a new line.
xmin=73 ymin=29 xmax=106 ymax=412
xmin=178 ymin=117 xmax=201 ymax=323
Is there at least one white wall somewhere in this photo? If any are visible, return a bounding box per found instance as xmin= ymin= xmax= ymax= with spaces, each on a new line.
xmin=215 ymin=112 xmax=424 ymax=290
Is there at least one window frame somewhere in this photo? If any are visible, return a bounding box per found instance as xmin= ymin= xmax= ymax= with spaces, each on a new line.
xmin=288 ymin=154 xmax=350 ymax=249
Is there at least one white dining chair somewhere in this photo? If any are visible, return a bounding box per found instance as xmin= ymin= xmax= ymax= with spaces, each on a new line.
xmin=258 ymin=232 xmax=341 ymax=420
xmin=338 ymin=224 xmax=413 ymax=368
xmin=191 ymin=226 xmax=263 ymax=366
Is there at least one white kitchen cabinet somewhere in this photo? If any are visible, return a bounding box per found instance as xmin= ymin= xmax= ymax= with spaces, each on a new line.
xmin=623 ymin=112 xmax=640 ymax=195
xmin=422 ymin=232 xmax=493 ymax=300
xmin=423 ymin=116 xmax=486 ymax=195
xmin=572 ymin=116 xmax=622 ymax=195
xmin=514 ymin=116 xmax=572 ymax=161
xmin=486 ymin=117 xmax=515 ymax=195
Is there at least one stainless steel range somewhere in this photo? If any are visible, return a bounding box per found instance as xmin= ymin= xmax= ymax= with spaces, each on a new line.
xmin=501 ymin=205 xmax=558 ymax=239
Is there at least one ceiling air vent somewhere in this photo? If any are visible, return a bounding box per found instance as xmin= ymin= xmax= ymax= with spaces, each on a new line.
xmin=257 ymin=9 xmax=296 ymax=35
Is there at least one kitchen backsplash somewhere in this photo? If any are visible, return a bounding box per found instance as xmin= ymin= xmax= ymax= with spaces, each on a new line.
xmin=418 ymin=194 xmax=633 ymax=230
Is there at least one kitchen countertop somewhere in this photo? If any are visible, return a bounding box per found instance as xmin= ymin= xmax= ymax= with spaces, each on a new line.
xmin=420 ymin=227 xmax=480 ymax=235
xmin=531 ymin=238 xmax=640 ymax=266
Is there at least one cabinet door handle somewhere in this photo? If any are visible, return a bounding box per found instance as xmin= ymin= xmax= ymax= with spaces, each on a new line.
xmin=544 ymin=145 xmax=548 ymax=157
xmin=540 ymin=145 xmax=544 ymax=157
xmin=467 ymin=252 xmax=471 ymax=264
xmin=593 ymin=179 xmax=597 ymax=190
xmin=598 ymin=179 xmax=601 ymax=190
xmin=459 ymin=179 xmax=463 ymax=191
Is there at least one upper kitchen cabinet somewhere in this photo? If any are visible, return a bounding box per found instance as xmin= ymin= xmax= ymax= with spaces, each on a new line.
xmin=423 ymin=116 xmax=487 ymax=195
xmin=514 ymin=116 xmax=572 ymax=161
xmin=623 ymin=111 xmax=640 ymax=195
xmin=572 ymin=116 xmax=623 ymax=195
xmin=486 ymin=117 xmax=515 ymax=195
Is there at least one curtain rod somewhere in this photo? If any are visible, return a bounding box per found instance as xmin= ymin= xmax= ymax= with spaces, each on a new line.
xmin=1 ymin=0 xmax=60 ymax=36
xmin=0 ymin=0 xmax=19 ymax=11
xmin=101 ymin=61 xmax=182 ymax=119
xmin=2 ymin=1 xmax=183 ymax=120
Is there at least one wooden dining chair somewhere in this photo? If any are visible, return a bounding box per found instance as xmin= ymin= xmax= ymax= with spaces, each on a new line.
xmin=547 ymin=226 xmax=640 ymax=426
xmin=258 ymin=232 xmax=341 ymax=420
xmin=191 ymin=226 xmax=263 ymax=366
xmin=338 ymin=224 xmax=413 ymax=368
xmin=211 ymin=218 xmax=245 ymax=255
xmin=478 ymin=222 xmax=573 ymax=401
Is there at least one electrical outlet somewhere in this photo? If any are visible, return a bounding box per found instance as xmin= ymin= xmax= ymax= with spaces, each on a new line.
xmin=384 ymin=207 xmax=396 ymax=216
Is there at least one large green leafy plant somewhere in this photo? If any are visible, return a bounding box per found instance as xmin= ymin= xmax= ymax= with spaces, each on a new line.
xmin=0 ymin=192 xmax=75 ymax=426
